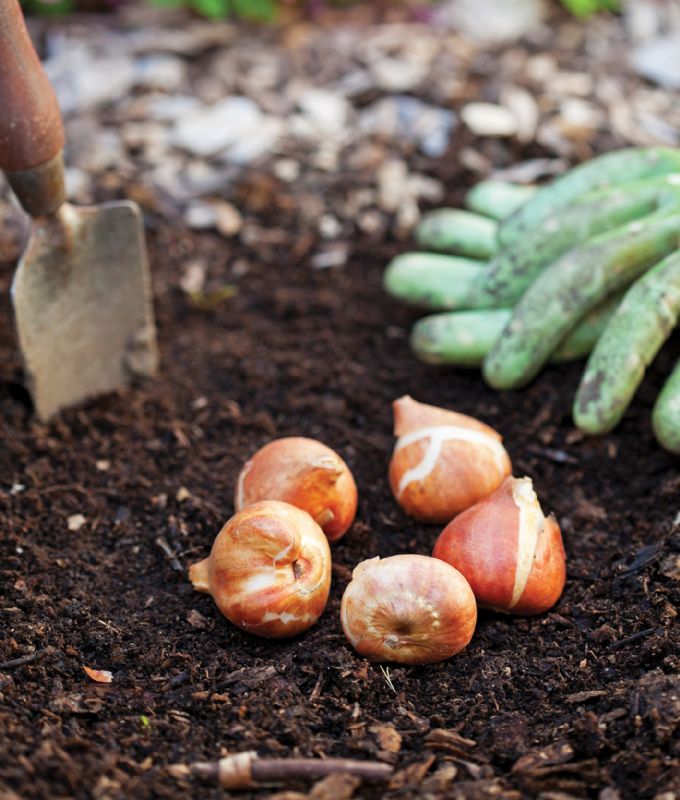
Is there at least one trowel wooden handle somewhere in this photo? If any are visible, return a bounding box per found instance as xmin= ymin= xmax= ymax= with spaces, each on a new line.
xmin=0 ymin=0 xmax=64 ymax=171
xmin=0 ymin=0 xmax=65 ymax=215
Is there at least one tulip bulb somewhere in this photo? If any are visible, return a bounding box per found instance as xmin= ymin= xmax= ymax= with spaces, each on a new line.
xmin=433 ymin=476 xmax=566 ymax=615
xmin=189 ymin=500 xmax=332 ymax=638
xmin=340 ymin=554 xmax=477 ymax=664
xmin=388 ymin=395 xmax=512 ymax=523
xmin=236 ymin=437 xmax=358 ymax=543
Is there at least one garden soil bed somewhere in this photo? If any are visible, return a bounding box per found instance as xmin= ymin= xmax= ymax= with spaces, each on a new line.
xmin=1 ymin=9 xmax=680 ymax=800
xmin=1 ymin=180 xmax=679 ymax=800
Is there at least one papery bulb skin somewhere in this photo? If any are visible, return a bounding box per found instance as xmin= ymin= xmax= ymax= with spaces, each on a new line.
xmin=189 ymin=500 xmax=332 ymax=638
xmin=388 ymin=395 xmax=512 ymax=523
xmin=433 ymin=476 xmax=566 ymax=615
xmin=340 ymin=554 xmax=477 ymax=664
xmin=236 ymin=437 xmax=358 ymax=543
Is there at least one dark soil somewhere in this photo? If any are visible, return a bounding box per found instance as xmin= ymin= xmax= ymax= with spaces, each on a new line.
xmin=1 ymin=128 xmax=680 ymax=800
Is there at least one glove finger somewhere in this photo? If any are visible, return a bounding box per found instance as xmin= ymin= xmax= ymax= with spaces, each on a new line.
xmin=410 ymin=293 xmax=620 ymax=367
xmin=416 ymin=209 xmax=498 ymax=259
xmin=499 ymin=147 xmax=680 ymax=248
xmin=467 ymin=177 xmax=675 ymax=309
xmin=464 ymin=181 xmax=537 ymax=220
xmin=551 ymin=293 xmax=622 ymax=363
xmin=653 ymin=357 xmax=680 ymax=454
xmin=483 ymin=211 xmax=680 ymax=390
xmin=383 ymin=252 xmax=485 ymax=310
xmin=411 ymin=309 xmax=511 ymax=365
xmin=574 ymin=250 xmax=680 ymax=434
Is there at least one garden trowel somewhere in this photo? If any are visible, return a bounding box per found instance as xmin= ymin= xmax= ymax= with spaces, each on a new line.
xmin=0 ymin=0 xmax=158 ymax=421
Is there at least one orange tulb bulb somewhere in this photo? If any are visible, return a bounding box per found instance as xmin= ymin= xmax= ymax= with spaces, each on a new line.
xmin=189 ymin=500 xmax=332 ymax=638
xmin=388 ymin=395 xmax=512 ymax=523
xmin=340 ymin=554 xmax=477 ymax=664
xmin=433 ymin=476 xmax=566 ymax=615
xmin=235 ymin=437 xmax=358 ymax=543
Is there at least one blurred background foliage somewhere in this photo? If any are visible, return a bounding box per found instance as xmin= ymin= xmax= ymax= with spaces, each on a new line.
xmin=21 ymin=0 xmax=621 ymax=21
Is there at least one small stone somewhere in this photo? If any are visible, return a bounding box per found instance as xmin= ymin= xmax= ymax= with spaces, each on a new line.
xmin=176 ymin=487 xmax=192 ymax=503
xmin=184 ymin=201 xmax=217 ymax=230
xmin=633 ymin=35 xmax=680 ymax=89
xmin=66 ymin=121 xmax=127 ymax=174
xmin=179 ymin=260 xmax=207 ymax=295
xmin=500 ymin=86 xmax=538 ymax=143
xmin=624 ymin=1 xmax=663 ymax=42
xmin=461 ymin=103 xmax=518 ymax=137
xmin=310 ymin=244 xmax=349 ymax=270
xmin=273 ymin=158 xmax=301 ymax=182
xmin=434 ymin=0 xmax=546 ymax=44
xmin=549 ymin=71 xmax=594 ymax=97
xmin=526 ymin=53 xmax=558 ymax=84
xmin=318 ymin=215 xmax=342 ymax=239
xmin=45 ymin=46 xmax=136 ymax=115
xmin=95 ymin=460 xmax=110 ymax=472
xmin=358 ymin=209 xmax=385 ymax=235
xmin=459 ymin=147 xmax=493 ymax=174
xmin=213 ymin=201 xmax=243 ymax=237
xmin=297 ymin=88 xmax=350 ymax=136
xmin=67 ymin=514 xmax=86 ymax=532
xmin=370 ymin=57 xmax=429 ymax=92
xmin=231 ymin=260 xmax=250 ymax=277
xmin=559 ymin=98 xmax=603 ymax=134
xmin=134 ymin=54 xmax=186 ymax=91
xmin=172 ymin=97 xmax=264 ymax=158
xmin=145 ymin=95 xmax=201 ymax=122
xmin=378 ymin=159 xmax=409 ymax=213
xmin=359 ymin=96 xmax=457 ymax=158
xmin=310 ymin=143 xmax=340 ymax=172
xmin=121 ymin=122 xmax=167 ymax=154
xmin=226 ymin=117 xmax=284 ymax=165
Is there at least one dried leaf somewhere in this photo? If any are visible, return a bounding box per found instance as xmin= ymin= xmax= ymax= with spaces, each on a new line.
xmin=370 ymin=724 xmax=402 ymax=753
xmin=167 ymin=764 xmax=191 ymax=780
xmin=512 ymin=742 xmax=574 ymax=774
xmin=565 ymin=690 xmax=607 ymax=703
xmin=389 ymin=755 xmax=436 ymax=789
xmin=186 ymin=609 xmax=209 ymax=629
xmin=83 ymin=666 xmax=113 ymax=684
xmin=424 ymin=728 xmax=477 ymax=757
xmin=659 ymin=554 xmax=680 ymax=581
xmin=308 ymin=773 xmax=361 ymax=800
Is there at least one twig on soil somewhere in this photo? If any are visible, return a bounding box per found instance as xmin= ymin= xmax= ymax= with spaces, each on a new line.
xmin=309 ymin=672 xmax=324 ymax=703
xmin=191 ymin=752 xmax=393 ymax=790
xmin=609 ymin=627 xmax=656 ymax=651
xmin=379 ymin=665 xmax=397 ymax=693
xmin=0 ymin=649 xmax=46 ymax=670
xmin=155 ymin=536 xmax=184 ymax=573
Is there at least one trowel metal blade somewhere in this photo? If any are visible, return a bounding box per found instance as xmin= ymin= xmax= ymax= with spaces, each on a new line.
xmin=11 ymin=200 xmax=158 ymax=421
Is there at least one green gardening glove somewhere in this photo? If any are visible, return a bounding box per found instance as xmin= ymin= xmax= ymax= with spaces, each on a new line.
xmin=383 ymin=147 xmax=680 ymax=453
